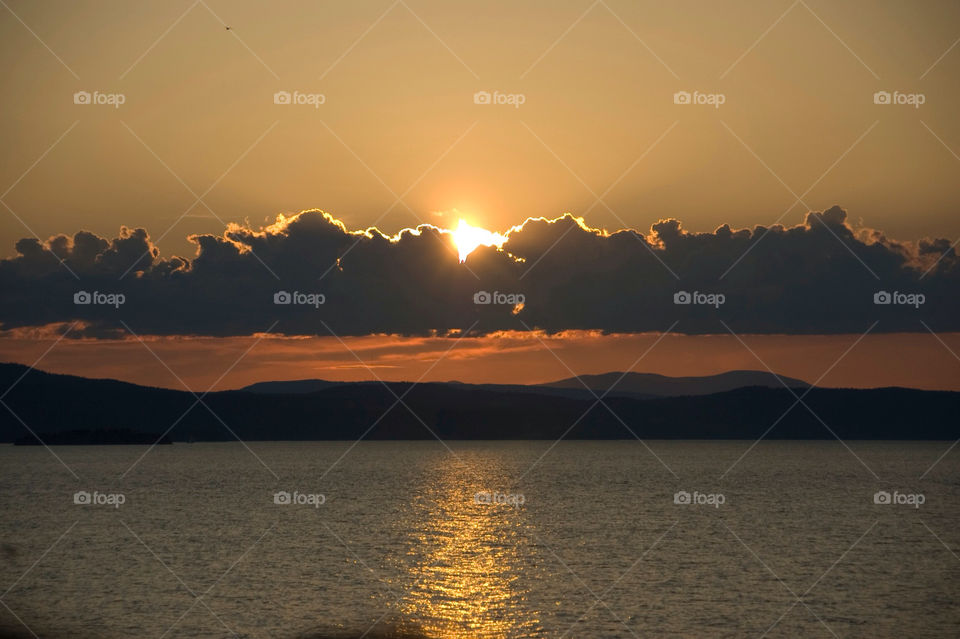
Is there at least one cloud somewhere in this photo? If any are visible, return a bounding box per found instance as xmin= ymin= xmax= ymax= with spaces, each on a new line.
xmin=0 ymin=207 xmax=956 ymax=337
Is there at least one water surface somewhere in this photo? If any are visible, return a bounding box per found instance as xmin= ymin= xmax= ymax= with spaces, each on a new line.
xmin=0 ymin=441 xmax=957 ymax=637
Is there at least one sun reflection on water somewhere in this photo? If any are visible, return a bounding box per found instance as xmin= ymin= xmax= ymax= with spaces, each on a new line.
xmin=393 ymin=457 xmax=542 ymax=639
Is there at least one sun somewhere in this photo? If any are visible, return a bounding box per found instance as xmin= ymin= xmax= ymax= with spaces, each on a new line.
xmin=451 ymin=219 xmax=507 ymax=262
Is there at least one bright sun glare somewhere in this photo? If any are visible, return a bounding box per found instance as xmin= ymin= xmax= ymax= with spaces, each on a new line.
xmin=451 ymin=219 xmax=507 ymax=263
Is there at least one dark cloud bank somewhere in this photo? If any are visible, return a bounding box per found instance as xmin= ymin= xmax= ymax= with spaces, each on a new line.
xmin=0 ymin=206 xmax=956 ymax=337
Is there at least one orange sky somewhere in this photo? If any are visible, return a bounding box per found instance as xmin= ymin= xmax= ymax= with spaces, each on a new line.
xmin=1 ymin=330 xmax=957 ymax=392
xmin=2 ymin=0 xmax=960 ymax=258
xmin=2 ymin=1 xmax=959 ymax=392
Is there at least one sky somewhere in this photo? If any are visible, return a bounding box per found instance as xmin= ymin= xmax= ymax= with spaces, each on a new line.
xmin=0 ymin=0 xmax=958 ymax=389
xmin=3 ymin=329 xmax=959 ymax=392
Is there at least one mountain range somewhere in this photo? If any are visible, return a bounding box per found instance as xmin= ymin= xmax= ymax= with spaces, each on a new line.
xmin=243 ymin=370 xmax=810 ymax=401
xmin=0 ymin=363 xmax=955 ymax=442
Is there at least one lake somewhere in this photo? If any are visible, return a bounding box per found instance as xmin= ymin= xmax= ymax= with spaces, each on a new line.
xmin=0 ymin=441 xmax=957 ymax=638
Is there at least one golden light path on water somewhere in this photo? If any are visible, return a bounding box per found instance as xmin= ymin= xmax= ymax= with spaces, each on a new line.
xmin=392 ymin=454 xmax=542 ymax=638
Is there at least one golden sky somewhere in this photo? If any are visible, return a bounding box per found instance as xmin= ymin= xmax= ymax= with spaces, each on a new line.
xmin=1 ymin=0 xmax=959 ymax=259
xmin=2 ymin=1 xmax=959 ymax=390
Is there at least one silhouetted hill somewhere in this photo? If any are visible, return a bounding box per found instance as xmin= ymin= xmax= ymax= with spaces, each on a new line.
xmin=242 ymin=379 xmax=344 ymax=394
xmin=0 ymin=363 xmax=955 ymax=441
xmin=242 ymin=370 xmax=809 ymax=399
xmin=242 ymin=378 xmax=616 ymax=400
xmin=542 ymin=370 xmax=810 ymax=396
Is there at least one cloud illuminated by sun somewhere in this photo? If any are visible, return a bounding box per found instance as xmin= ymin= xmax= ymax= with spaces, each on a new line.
xmin=451 ymin=219 xmax=507 ymax=262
